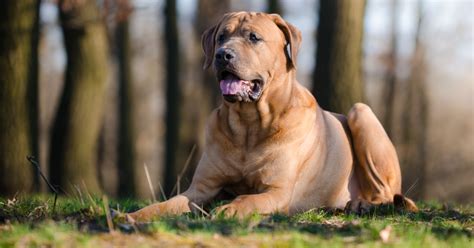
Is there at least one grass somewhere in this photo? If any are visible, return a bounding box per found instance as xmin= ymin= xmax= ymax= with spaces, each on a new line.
xmin=0 ymin=195 xmax=472 ymax=247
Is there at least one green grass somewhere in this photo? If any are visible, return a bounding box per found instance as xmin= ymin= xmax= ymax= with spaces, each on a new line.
xmin=0 ymin=195 xmax=472 ymax=247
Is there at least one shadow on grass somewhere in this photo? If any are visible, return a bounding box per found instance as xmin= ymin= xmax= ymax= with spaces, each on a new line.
xmin=133 ymin=212 xmax=363 ymax=240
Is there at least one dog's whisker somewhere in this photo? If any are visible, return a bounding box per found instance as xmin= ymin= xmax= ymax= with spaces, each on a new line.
xmin=404 ymin=178 xmax=419 ymax=197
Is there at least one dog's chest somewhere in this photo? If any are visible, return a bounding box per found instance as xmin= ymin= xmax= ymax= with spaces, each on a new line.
xmin=223 ymin=168 xmax=270 ymax=196
xmin=217 ymin=145 xmax=280 ymax=193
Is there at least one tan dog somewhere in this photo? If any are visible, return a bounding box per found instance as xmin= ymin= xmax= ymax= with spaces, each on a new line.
xmin=128 ymin=12 xmax=417 ymax=221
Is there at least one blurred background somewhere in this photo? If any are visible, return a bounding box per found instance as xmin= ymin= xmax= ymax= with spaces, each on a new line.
xmin=0 ymin=0 xmax=472 ymax=203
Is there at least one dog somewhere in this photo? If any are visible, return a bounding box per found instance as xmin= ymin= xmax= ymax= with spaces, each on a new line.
xmin=127 ymin=12 xmax=417 ymax=221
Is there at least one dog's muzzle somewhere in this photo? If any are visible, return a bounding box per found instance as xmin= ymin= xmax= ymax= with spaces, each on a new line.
xmin=218 ymin=71 xmax=263 ymax=103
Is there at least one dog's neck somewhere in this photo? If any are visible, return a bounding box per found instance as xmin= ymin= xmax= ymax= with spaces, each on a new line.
xmin=219 ymin=70 xmax=311 ymax=145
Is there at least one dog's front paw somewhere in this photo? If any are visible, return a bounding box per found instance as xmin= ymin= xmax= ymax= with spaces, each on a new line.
xmin=215 ymin=202 xmax=254 ymax=219
xmin=215 ymin=203 xmax=240 ymax=218
xmin=344 ymin=199 xmax=373 ymax=215
xmin=125 ymin=206 xmax=162 ymax=223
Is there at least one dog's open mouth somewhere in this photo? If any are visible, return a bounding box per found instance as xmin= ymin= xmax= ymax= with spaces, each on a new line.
xmin=218 ymin=70 xmax=263 ymax=102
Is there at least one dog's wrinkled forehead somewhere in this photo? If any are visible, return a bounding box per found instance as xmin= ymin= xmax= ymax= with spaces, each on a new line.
xmin=202 ymin=11 xmax=302 ymax=70
xmin=217 ymin=12 xmax=285 ymax=42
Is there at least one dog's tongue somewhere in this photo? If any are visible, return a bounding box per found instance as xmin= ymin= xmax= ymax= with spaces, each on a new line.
xmin=220 ymin=76 xmax=250 ymax=95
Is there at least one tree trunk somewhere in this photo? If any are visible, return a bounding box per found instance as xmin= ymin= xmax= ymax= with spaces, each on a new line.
xmin=196 ymin=0 xmax=230 ymax=110
xmin=30 ymin=0 xmax=41 ymax=191
xmin=312 ymin=0 xmax=366 ymax=114
xmin=0 ymin=0 xmax=40 ymax=196
xmin=400 ymin=1 xmax=428 ymax=200
xmin=163 ymin=0 xmax=181 ymax=196
xmin=381 ymin=0 xmax=399 ymax=137
xmin=167 ymin=0 xmax=231 ymax=198
xmin=163 ymin=0 xmax=232 ymax=196
xmin=267 ymin=0 xmax=282 ymax=14
xmin=49 ymin=0 xmax=109 ymax=194
xmin=116 ymin=15 xmax=136 ymax=198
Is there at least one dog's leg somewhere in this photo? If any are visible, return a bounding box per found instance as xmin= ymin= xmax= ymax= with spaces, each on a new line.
xmin=127 ymin=154 xmax=224 ymax=222
xmin=126 ymin=194 xmax=192 ymax=222
xmin=215 ymin=189 xmax=291 ymax=218
xmin=346 ymin=103 xmax=417 ymax=213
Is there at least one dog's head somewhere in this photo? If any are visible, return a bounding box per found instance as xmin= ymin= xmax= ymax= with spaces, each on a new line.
xmin=202 ymin=12 xmax=302 ymax=103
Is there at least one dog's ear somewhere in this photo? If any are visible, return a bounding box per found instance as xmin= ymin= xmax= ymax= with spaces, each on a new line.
xmin=201 ymin=24 xmax=219 ymax=69
xmin=270 ymin=14 xmax=302 ymax=69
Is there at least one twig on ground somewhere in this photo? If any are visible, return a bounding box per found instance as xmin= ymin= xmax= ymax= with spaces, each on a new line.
xmin=144 ymin=163 xmax=157 ymax=202
xmin=190 ymin=202 xmax=210 ymax=217
xmin=177 ymin=175 xmax=181 ymax=195
xmin=158 ymin=181 xmax=167 ymax=201
xmin=26 ymin=156 xmax=59 ymax=215
xmin=125 ymin=214 xmax=139 ymax=232
xmin=170 ymin=144 xmax=196 ymax=197
xmin=102 ymin=195 xmax=115 ymax=233
xmin=73 ymin=184 xmax=85 ymax=206
xmin=82 ymin=180 xmax=98 ymax=212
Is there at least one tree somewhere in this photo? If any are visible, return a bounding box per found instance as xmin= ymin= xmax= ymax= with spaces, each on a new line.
xmin=167 ymin=0 xmax=231 ymax=193
xmin=49 ymin=0 xmax=109 ymax=194
xmin=163 ymin=0 xmax=181 ymax=196
xmin=115 ymin=0 xmax=136 ymax=198
xmin=400 ymin=1 xmax=428 ymax=199
xmin=267 ymin=0 xmax=282 ymax=14
xmin=0 ymin=0 xmax=40 ymax=196
xmin=381 ymin=0 xmax=399 ymax=137
xmin=165 ymin=0 xmax=231 ymax=198
xmin=312 ymin=0 xmax=366 ymax=114
xmin=195 ymin=0 xmax=230 ymax=109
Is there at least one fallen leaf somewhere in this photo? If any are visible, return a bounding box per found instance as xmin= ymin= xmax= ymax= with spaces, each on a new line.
xmin=379 ymin=225 xmax=392 ymax=243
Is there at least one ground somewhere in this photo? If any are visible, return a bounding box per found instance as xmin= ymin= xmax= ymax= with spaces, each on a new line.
xmin=0 ymin=195 xmax=472 ymax=247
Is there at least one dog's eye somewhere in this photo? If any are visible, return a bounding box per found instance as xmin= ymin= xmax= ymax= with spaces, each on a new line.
xmin=249 ymin=32 xmax=261 ymax=43
xmin=217 ymin=33 xmax=226 ymax=43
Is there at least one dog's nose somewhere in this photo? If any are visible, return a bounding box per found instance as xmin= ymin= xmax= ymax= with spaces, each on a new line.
xmin=215 ymin=48 xmax=235 ymax=64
